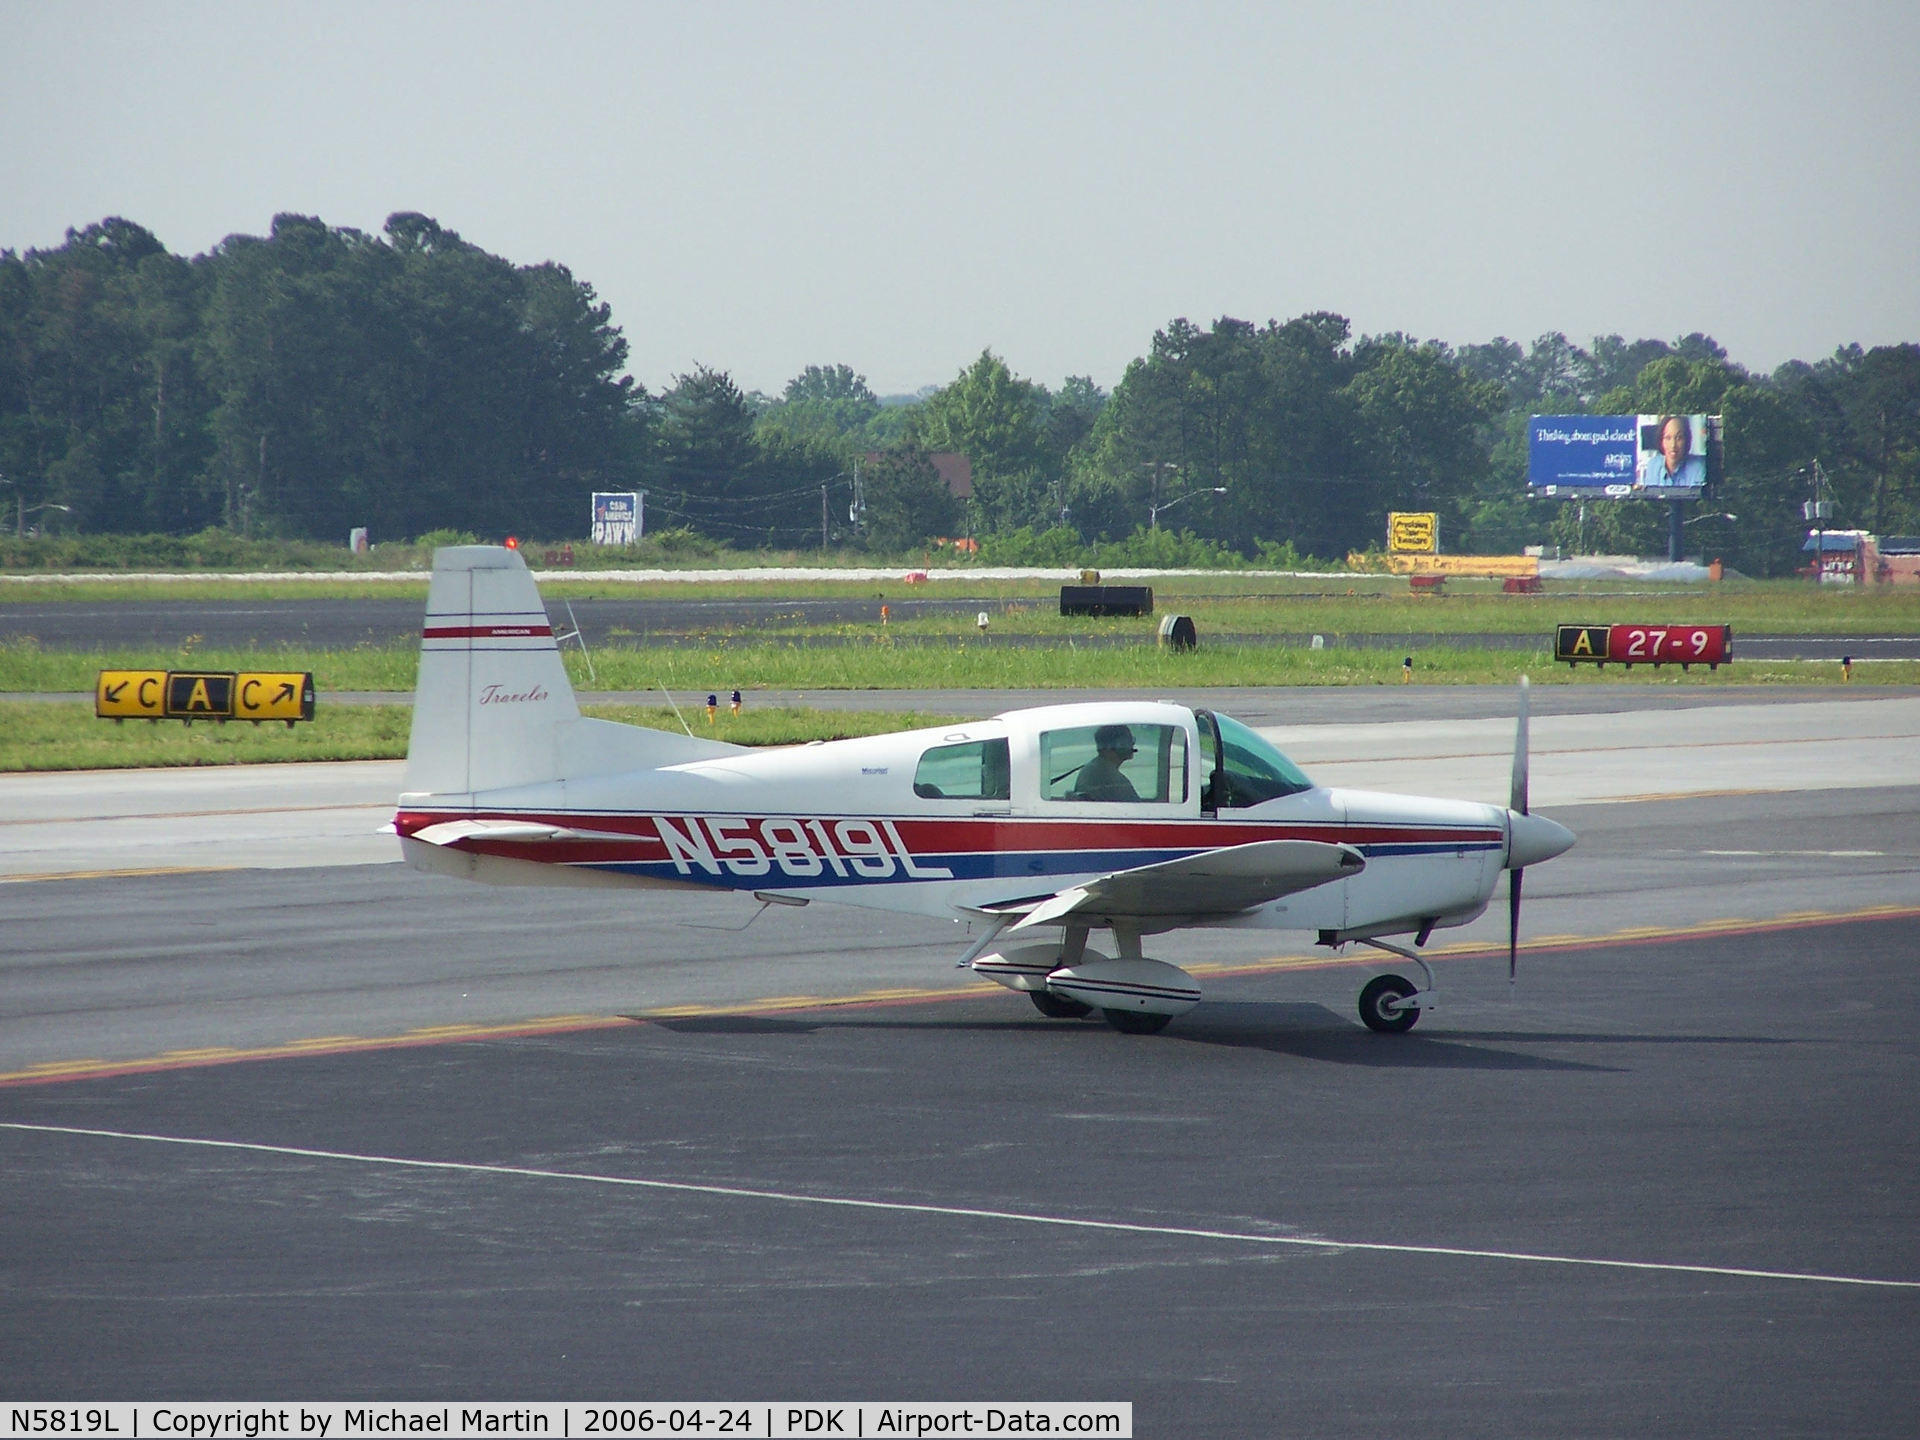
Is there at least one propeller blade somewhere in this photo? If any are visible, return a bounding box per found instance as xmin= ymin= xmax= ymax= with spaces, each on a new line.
xmin=1508 ymin=865 xmax=1523 ymax=984
xmin=1510 ymin=674 xmax=1531 ymax=816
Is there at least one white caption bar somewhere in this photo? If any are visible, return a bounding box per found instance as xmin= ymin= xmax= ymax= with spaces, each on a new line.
xmin=0 ymin=1403 xmax=1131 ymax=1439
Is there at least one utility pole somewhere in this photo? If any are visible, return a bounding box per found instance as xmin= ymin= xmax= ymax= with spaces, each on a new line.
xmin=821 ymin=483 xmax=829 ymax=552
xmin=1804 ymin=459 xmax=1833 ymax=583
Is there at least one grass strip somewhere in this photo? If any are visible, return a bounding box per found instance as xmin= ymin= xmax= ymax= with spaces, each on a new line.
xmin=4 ymin=637 xmax=1910 ymax=696
xmin=3 ymin=572 xmax=1920 ymax=635
xmin=0 ymin=703 xmax=962 ymax=773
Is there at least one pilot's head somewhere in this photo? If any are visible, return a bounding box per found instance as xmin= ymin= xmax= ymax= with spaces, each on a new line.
xmin=1094 ymin=724 xmax=1136 ymax=758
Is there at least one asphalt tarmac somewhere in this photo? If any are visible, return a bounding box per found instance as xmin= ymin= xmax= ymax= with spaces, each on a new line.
xmin=2 ymin=906 xmax=1915 ymax=1435
xmin=1 ymin=698 xmax=1916 ymax=1434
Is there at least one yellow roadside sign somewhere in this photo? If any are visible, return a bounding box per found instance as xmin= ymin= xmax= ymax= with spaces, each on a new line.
xmin=97 ymin=669 xmax=319 ymax=724
xmin=1388 ymin=512 xmax=1437 ymax=554
xmin=95 ymin=670 xmax=169 ymax=719
xmin=1384 ymin=554 xmax=1539 ymax=577
xmin=235 ymin=671 xmax=316 ymax=723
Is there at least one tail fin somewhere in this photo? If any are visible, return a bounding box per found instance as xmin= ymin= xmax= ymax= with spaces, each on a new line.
xmin=403 ymin=545 xmax=737 ymax=798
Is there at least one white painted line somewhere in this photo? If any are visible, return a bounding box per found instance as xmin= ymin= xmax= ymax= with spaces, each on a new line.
xmin=5 ymin=1121 xmax=1914 ymax=1292
xmin=1702 ymin=850 xmax=1889 ymax=858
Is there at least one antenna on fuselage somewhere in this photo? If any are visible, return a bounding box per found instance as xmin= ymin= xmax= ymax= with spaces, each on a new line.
xmin=660 ymin=684 xmax=695 ymax=738
xmin=552 ymin=598 xmax=596 ymax=685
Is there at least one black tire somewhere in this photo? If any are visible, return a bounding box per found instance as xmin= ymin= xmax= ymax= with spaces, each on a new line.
xmin=1358 ymin=974 xmax=1420 ymax=1034
xmin=1103 ymin=1008 xmax=1173 ymax=1035
xmin=1030 ymin=990 xmax=1094 ymax=1019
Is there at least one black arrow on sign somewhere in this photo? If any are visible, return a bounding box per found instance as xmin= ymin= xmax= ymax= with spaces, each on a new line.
xmin=105 ymin=682 xmax=127 ymax=702
xmin=275 ymin=682 xmax=295 ymax=703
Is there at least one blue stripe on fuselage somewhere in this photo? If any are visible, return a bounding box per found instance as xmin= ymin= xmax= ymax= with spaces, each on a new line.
xmin=571 ymin=839 xmax=1500 ymax=892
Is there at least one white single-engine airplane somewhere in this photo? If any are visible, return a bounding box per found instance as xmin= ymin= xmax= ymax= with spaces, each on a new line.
xmin=395 ymin=547 xmax=1575 ymax=1034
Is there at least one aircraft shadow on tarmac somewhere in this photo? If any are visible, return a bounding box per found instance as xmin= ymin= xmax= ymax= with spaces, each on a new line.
xmin=643 ymin=1002 xmax=1654 ymax=1072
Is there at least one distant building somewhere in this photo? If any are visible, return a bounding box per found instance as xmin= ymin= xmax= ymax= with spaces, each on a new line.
xmin=1802 ymin=529 xmax=1920 ymax=585
xmin=1874 ymin=535 xmax=1920 ymax=585
xmin=865 ymin=451 xmax=973 ymax=500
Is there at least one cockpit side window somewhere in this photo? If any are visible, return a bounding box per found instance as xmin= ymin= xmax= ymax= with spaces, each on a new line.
xmin=913 ymin=737 xmax=1011 ymax=800
xmin=1039 ymin=724 xmax=1186 ymax=804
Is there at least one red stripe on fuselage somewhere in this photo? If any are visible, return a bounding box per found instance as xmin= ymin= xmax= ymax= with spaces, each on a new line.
xmin=393 ymin=810 xmax=1500 ymax=855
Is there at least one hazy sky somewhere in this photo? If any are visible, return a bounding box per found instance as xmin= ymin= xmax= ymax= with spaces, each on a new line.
xmin=6 ymin=1 xmax=1916 ymax=397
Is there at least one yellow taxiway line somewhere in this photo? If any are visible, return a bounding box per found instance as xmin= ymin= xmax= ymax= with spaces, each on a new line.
xmin=0 ymin=864 xmax=242 ymax=885
xmin=4 ymin=903 xmax=1917 ymax=1089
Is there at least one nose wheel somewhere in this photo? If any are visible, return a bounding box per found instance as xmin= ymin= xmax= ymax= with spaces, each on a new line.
xmin=1029 ymin=990 xmax=1094 ymax=1019
xmin=1358 ymin=973 xmax=1422 ymax=1033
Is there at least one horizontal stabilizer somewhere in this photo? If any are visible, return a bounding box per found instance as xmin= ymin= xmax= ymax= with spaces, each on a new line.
xmin=1009 ymin=838 xmax=1363 ymax=930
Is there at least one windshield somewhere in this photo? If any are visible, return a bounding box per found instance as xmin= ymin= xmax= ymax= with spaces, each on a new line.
xmin=1206 ymin=712 xmax=1313 ymax=807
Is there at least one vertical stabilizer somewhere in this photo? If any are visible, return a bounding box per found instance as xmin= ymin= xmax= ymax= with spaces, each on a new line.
xmin=404 ymin=546 xmax=580 ymax=796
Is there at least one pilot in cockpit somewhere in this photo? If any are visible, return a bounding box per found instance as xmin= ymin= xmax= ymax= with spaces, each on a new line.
xmin=1070 ymin=724 xmax=1142 ymax=802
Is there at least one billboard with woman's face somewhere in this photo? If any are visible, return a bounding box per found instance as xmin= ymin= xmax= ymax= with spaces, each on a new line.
xmin=1528 ymin=414 xmax=1720 ymax=497
xmin=1634 ymin=414 xmax=1711 ymax=492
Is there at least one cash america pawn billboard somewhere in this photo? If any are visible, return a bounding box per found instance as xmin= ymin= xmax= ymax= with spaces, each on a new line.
xmin=1528 ymin=414 xmax=1721 ymax=498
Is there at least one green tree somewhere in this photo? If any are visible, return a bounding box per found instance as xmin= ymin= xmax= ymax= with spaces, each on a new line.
xmin=0 ymin=218 xmax=220 ymax=535
xmin=859 ymin=447 xmax=961 ymax=551
xmin=756 ymin=363 xmax=881 ymax=454
xmin=1072 ymin=314 xmax=1368 ymax=556
xmin=1835 ymin=345 xmax=1920 ymax=534
xmin=1343 ymin=336 xmax=1501 ymax=552
xmin=912 ymin=350 xmax=1051 ymax=531
xmin=656 ymin=364 xmax=759 ymax=529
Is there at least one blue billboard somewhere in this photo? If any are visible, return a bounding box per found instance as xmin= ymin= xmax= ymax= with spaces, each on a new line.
xmin=1528 ymin=414 xmax=1719 ymax=498
xmin=591 ymin=491 xmax=643 ymax=545
xmin=1527 ymin=416 xmax=1639 ymax=496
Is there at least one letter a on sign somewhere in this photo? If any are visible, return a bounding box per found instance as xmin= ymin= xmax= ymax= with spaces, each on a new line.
xmin=1555 ymin=625 xmax=1612 ymax=665
xmin=165 ymin=671 xmax=235 ymax=718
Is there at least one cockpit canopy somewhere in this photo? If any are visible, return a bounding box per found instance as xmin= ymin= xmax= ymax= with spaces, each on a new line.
xmin=906 ymin=706 xmax=1312 ymax=812
xmin=1201 ymin=711 xmax=1314 ymax=808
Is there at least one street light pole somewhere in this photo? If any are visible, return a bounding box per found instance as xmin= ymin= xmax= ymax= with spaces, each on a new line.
xmin=12 ymin=500 xmax=72 ymax=537
xmin=1142 ymin=461 xmax=1177 ymax=530
xmin=1148 ymin=486 xmax=1227 ymax=531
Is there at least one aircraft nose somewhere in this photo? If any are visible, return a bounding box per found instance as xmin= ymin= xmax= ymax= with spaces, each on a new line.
xmin=1507 ymin=811 xmax=1575 ymax=869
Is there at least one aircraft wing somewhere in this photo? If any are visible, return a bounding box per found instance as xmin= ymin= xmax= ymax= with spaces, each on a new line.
xmin=1002 ymin=839 xmax=1364 ymax=930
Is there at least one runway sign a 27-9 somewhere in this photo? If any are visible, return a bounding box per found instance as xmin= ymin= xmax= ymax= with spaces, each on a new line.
xmin=1555 ymin=624 xmax=1732 ymax=670
xmin=96 ymin=669 xmax=317 ymax=724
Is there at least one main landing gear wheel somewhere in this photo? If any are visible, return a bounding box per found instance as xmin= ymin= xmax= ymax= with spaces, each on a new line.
xmin=1103 ymin=1008 xmax=1173 ymax=1035
xmin=1358 ymin=974 xmax=1421 ymax=1034
xmin=1030 ymin=990 xmax=1094 ymax=1019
